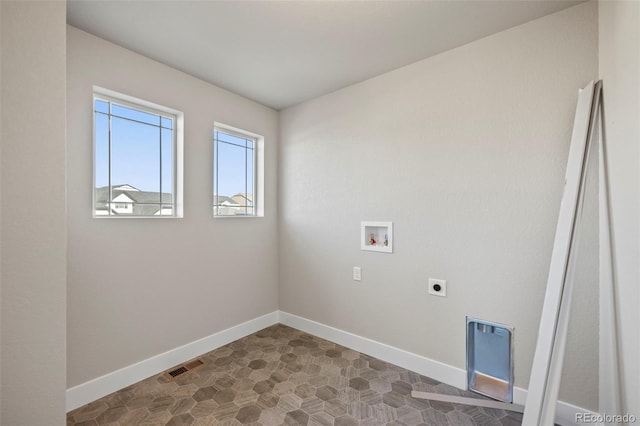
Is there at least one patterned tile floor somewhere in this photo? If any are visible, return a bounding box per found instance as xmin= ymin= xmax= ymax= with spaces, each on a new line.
xmin=67 ymin=324 xmax=524 ymax=425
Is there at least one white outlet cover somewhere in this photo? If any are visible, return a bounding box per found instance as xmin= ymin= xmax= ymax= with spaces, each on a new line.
xmin=353 ymin=267 xmax=361 ymax=281
xmin=428 ymin=278 xmax=447 ymax=297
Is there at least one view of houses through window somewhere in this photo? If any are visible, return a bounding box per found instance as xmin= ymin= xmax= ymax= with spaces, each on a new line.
xmin=94 ymin=91 xmax=177 ymax=216
xmin=213 ymin=127 xmax=256 ymax=216
xmin=94 ymin=184 xmax=174 ymax=216
xmin=93 ymin=90 xmax=257 ymax=218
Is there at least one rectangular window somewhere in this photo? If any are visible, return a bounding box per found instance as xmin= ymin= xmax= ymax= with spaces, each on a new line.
xmin=213 ymin=124 xmax=263 ymax=217
xmin=93 ymin=87 xmax=183 ymax=217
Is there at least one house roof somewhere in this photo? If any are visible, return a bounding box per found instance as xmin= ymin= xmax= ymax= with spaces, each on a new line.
xmin=231 ymin=193 xmax=253 ymax=206
xmin=213 ymin=195 xmax=235 ymax=206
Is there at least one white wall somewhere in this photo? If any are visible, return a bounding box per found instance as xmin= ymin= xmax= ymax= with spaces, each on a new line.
xmin=279 ymin=2 xmax=599 ymax=410
xmin=599 ymin=1 xmax=640 ymax=418
xmin=66 ymin=27 xmax=279 ymax=387
xmin=1 ymin=1 xmax=67 ymax=424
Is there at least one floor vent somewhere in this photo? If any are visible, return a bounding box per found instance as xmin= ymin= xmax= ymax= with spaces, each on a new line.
xmin=164 ymin=359 xmax=205 ymax=380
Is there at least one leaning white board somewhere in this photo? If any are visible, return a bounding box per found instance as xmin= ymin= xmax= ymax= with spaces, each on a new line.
xmin=522 ymin=81 xmax=601 ymax=425
xmin=411 ymin=391 xmax=524 ymax=413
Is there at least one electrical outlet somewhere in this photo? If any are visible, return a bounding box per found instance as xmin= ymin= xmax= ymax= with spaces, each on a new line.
xmin=428 ymin=278 xmax=447 ymax=297
xmin=353 ymin=267 xmax=361 ymax=281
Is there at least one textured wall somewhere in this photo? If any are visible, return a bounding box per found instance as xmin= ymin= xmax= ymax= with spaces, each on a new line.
xmin=279 ymin=2 xmax=599 ymax=410
xmin=1 ymin=2 xmax=67 ymax=424
xmin=67 ymin=27 xmax=279 ymax=387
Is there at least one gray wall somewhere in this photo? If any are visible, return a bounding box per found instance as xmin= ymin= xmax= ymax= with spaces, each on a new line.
xmin=599 ymin=1 xmax=640 ymax=417
xmin=279 ymin=2 xmax=599 ymax=410
xmin=67 ymin=27 xmax=279 ymax=387
xmin=1 ymin=1 xmax=67 ymax=424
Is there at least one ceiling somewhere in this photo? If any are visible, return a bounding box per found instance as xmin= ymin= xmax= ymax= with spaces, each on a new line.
xmin=67 ymin=0 xmax=584 ymax=110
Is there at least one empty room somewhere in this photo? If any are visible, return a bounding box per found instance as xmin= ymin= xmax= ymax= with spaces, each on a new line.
xmin=1 ymin=0 xmax=638 ymax=425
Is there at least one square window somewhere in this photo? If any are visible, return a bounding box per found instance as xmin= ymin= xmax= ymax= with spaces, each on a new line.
xmin=213 ymin=124 xmax=263 ymax=217
xmin=93 ymin=87 xmax=183 ymax=217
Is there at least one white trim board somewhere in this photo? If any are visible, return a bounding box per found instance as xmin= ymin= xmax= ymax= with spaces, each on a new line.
xmin=66 ymin=311 xmax=279 ymax=412
xmin=279 ymin=311 xmax=599 ymax=426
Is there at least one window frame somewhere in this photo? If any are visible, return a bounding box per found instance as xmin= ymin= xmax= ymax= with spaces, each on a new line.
xmin=92 ymin=86 xmax=184 ymax=218
xmin=213 ymin=123 xmax=264 ymax=218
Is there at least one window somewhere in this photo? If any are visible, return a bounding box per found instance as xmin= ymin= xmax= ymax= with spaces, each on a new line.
xmin=213 ymin=124 xmax=263 ymax=217
xmin=93 ymin=87 xmax=183 ymax=217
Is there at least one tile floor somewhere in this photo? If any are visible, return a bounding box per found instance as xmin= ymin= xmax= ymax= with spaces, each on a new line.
xmin=67 ymin=324 xmax=524 ymax=425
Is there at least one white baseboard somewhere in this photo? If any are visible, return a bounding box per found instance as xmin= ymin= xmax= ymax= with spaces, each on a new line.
xmin=279 ymin=310 xmax=599 ymax=426
xmin=66 ymin=311 xmax=279 ymax=412
xmin=278 ymin=311 xmax=467 ymax=389
xmin=67 ymin=309 xmax=600 ymax=426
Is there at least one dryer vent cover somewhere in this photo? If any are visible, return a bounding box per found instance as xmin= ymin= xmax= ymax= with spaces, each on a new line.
xmin=466 ymin=317 xmax=514 ymax=403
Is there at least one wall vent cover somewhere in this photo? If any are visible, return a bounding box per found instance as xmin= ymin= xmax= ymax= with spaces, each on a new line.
xmin=163 ymin=359 xmax=204 ymax=380
xmin=466 ymin=317 xmax=514 ymax=402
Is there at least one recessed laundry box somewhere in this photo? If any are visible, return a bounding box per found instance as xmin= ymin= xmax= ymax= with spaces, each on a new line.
xmin=466 ymin=317 xmax=514 ymax=403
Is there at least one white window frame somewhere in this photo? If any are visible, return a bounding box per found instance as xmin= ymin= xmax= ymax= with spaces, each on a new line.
xmin=92 ymin=86 xmax=184 ymax=218
xmin=213 ymin=122 xmax=264 ymax=218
